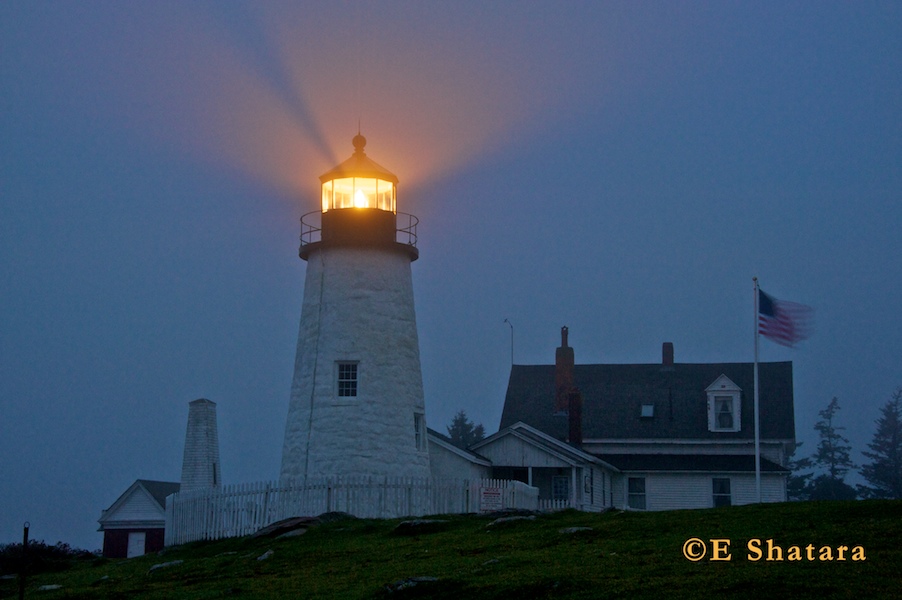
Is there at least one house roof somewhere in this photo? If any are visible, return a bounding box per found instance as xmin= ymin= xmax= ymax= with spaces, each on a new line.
xmin=596 ymin=453 xmax=789 ymax=473
xmin=427 ymin=427 xmax=492 ymax=465
xmin=500 ymin=361 xmax=794 ymax=442
xmin=472 ymin=421 xmax=620 ymax=472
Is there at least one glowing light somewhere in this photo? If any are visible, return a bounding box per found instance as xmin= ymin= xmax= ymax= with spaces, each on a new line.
xmin=322 ymin=177 xmax=396 ymax=212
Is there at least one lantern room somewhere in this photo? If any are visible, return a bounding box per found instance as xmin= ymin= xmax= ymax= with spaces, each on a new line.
xmin=319 ymin=134 xmax=398 ymax=213
xmin=300 ymin=134 xmax=418 ymax=262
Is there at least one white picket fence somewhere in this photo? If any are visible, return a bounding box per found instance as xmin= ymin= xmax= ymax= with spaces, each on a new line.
xmin=538 ymin=498 xmax=572 ymax=511
xmin=164 ymin=477 xmax=539 ymax=546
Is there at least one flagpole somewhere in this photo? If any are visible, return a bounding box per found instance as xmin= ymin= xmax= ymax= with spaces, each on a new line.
xmin=753 ymin=277 xmax=761 ymax=503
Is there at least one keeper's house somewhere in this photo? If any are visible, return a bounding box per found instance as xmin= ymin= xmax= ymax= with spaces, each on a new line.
xmin=430 ymin=328 xmax=795 ymax=511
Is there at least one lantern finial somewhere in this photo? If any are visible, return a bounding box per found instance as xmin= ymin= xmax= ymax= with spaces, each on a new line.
xmin=352 ymin=133 xmax=367 ymax=156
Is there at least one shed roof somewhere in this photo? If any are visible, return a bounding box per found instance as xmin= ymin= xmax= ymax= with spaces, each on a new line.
xmin=136 ymin=480 xmax=181 ymax=509
xmin=427 ymin=427 xmax=492 ymax=465
xmin=97 ymin=480 xmax=180 ymax=531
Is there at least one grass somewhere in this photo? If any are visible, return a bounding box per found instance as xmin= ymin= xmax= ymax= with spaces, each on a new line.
xmin=2 ymin=500 xmax=900 ymax=599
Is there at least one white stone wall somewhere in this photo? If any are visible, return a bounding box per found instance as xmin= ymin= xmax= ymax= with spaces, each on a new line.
xmin=180 ymin=399 xmax=221 ymax=492
xmin=280 ymin=244 xmax=431 ymax=481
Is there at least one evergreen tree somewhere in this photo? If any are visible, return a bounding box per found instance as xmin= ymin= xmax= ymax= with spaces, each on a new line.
xmin=446 ymin=410 xmax=485 ymax=449
xmin=809 ymin=397 xmax=857 ymax=500
xmin=785 ymin=442 xmax=813 ymax=501
xmin=807 ymin=473 xmax=857 ymax=501
xmin=860 ymin=387 xmax=902 ymax=499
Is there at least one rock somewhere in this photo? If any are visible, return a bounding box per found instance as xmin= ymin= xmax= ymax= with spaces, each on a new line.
xmin=392 ymin=519 xmax=449 ymax=536
xmin=559 ymin=527 xmax=593 ymax=534
xmin=385 ymin=576 xmax=439 ymax=593
xmin=485 ymin=508 xmax=538 ymax=519
xmin=257 ymin=550 xmax=274 ymax=561
xmin=252 ymin=516 xmax=319 ymax=539
xmin=276 ymin=528 xmax=308 ymax=539
xmin=486 ymin=515 xmax=536 ymax=528
xmin=37 ymin=584 xmax=62 ymax=591
xmin=148 ymin=560 xmax=183 ymax=573
xmin=315 ymin=511 xmax=357 ymax=524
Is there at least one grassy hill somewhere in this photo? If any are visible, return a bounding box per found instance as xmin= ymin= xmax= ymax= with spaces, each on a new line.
xmin=3 ymin=500 xmax=900 ymax=599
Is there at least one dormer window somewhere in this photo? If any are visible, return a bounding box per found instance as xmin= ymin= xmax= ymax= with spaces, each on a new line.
xmin=706 ymin=375 xmax=741 ymax=432
xmin=715 ymin=397 xmax=734 ymax=429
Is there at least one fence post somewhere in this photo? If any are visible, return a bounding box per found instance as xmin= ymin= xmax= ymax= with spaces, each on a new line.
xmin=18 ymin=522 xmax=28 ymax=600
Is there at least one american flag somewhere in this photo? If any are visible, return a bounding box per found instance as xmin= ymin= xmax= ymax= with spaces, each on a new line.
xmin=758 ymin=289 xmax=813 ymax=347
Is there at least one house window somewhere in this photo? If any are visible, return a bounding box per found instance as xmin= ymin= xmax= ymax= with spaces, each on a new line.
xmin=628 ymin=477 xmax=646 ymax=510
xmin=337 ymin=362 xmax=358 ymax=397
xmin=706 ymin=375 xmax=742 ymax=432
xmin=414 ymin=413 xmax=426 ymax=451
xmin=552 ymin=476 xmax=570 ymax=501
xmin=713 ymin=478 xmax=732 ymax=507
xmin=715 ymin=396 xmax=733 ymax=429
xmin=640 ymin=403 xmax=655 ymax=418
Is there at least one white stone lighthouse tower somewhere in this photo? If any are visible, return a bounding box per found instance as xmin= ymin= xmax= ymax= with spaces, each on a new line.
xmin=280 ymin=135 xmax=430 ymax=481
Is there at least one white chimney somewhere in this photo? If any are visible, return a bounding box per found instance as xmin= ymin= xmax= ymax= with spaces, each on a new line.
xmin=180 ymin=398 xmax=221 ymax=492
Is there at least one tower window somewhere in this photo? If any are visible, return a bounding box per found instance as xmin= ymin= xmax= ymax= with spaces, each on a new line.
xmin=414 ymin=413 xmax=427 ymax=451
xmin=337 ymin=362 xmax=358 ymax=397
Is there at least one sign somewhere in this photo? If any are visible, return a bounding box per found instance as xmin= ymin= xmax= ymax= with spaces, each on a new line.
xmin=480 ymin=486 xmax=503 ymax=512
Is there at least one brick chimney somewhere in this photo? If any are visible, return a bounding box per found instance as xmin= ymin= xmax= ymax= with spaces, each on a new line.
xmin=662 ymin=342 xmax=674 ymax=366
xmin=568 ymin=389 xmax=583 ymax=449
xmin=554 ymin=326 xmax=574 ymax=413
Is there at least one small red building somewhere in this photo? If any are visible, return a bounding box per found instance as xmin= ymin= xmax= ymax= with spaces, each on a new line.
xmin=97 ymin=480 xmax=179 ymax=558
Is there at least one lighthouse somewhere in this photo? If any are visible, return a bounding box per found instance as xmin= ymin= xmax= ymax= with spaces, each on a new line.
xmin=280 ymin=134 xmax=431 ymax=481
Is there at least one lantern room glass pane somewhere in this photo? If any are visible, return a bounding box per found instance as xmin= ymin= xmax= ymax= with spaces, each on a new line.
xmin=322 ymin=177 xmax=395 ymax=212
xmin=376 ymin=179 xmax=395 ymax=212
xmin=354 ymin=178 xmax=377 ymax=208
xmin=331 ymin=177 xmax=354 ymax=209
xmin=321 ymin=180 xmax=333 ymax=212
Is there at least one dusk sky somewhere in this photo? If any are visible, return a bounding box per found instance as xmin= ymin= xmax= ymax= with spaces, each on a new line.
xmin=2 ymin=2 xmax=900 ymax=551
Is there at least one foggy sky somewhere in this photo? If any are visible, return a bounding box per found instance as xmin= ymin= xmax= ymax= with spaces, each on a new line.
xmin=2 ymin=1 xmax=900 ymax=550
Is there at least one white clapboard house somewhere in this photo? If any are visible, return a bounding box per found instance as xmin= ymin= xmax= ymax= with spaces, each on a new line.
xmin=429 ymin=329 xmax=795 ymax=511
